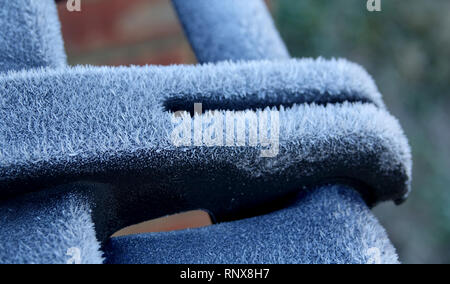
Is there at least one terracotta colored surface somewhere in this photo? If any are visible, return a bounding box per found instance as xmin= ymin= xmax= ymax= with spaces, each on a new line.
xmin=112 ymin=210 xmax=213 ymax=237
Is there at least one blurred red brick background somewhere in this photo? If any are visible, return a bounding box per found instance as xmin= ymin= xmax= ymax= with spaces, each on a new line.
xmin=57 ymin=0 xmax=272 ymax=66
xmin=57 ymin=0 xmax=196 ymax=66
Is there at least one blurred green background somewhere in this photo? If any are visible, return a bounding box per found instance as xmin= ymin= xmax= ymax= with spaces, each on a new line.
xmin=272 ymin=0 xmax=450 ymax=264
